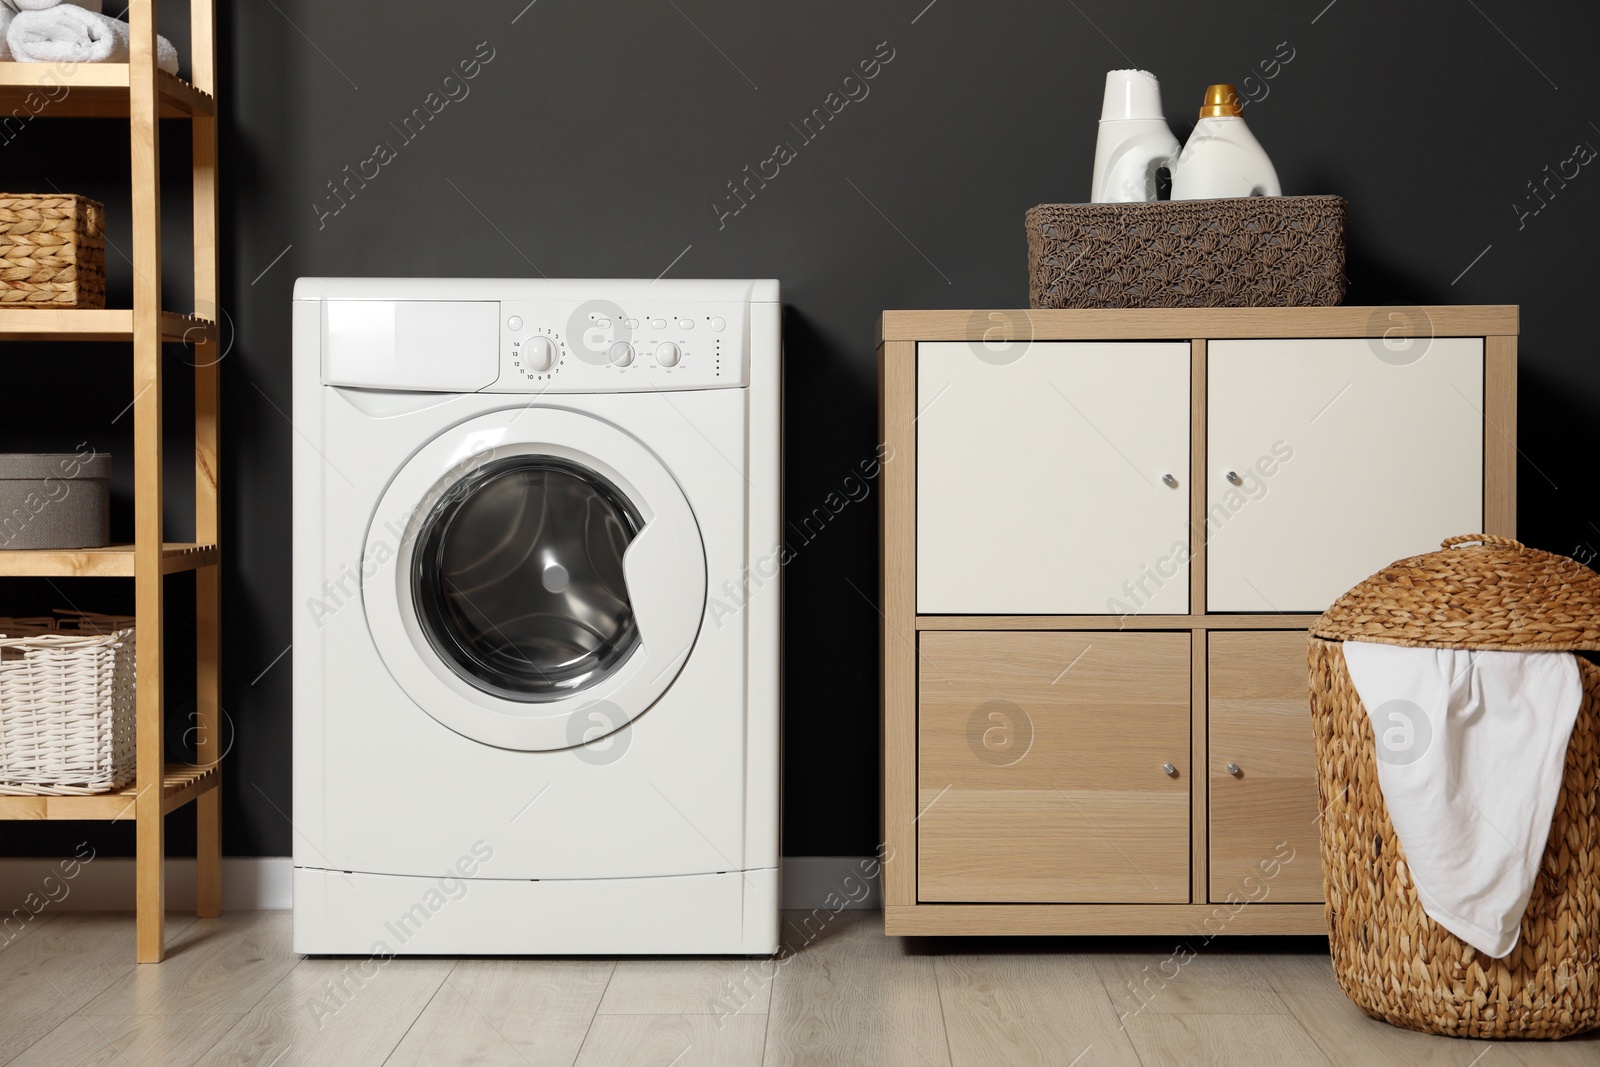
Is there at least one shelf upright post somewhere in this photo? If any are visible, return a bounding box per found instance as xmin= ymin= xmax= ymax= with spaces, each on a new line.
xmin=128 ymin=0 xmax=167 ymax=964
xmin=190 ymin=0 xmax=222 ymax=922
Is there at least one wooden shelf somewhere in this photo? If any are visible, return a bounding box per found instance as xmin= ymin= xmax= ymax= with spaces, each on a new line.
xmin=0 ymin=763 xmax=219 ymax=821
xmin=0 ymin=309 xmax=216 ymax=343
xmin=0 ymin=543 xmax=218 ymax=578
xmin=0 ymin=63 xmax=214 ymax=117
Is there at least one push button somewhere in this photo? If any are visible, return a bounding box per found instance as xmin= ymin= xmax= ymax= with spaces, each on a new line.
xmin=507 ymin=315 xmax=524 ymax=332
xmin=678 ymin=318 xmax=694 ymax=330
xmin=709 ymin=316 xmax=726 ymax=332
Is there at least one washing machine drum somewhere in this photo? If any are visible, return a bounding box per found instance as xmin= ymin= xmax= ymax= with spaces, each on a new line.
xmin=364 ymin=408 xmax=707 ymax=751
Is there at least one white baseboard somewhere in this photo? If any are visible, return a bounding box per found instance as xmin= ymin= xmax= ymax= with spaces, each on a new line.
xmin=0 ymin=856 xmax=878 ymax=912
xmin=0 ymin=857 xmax=295 ymax=912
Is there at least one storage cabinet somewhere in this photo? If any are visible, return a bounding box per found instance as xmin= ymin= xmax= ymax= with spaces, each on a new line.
xmin=917 ymin=631 xmax=1190 ymax=903
xmin=1207 ymin=338 xmax=1485 ymax=612
xmin=1208 ymin=631 xmax=1324 ymax=903
xmin=880 ymin=306 xmax=1517 ymax=936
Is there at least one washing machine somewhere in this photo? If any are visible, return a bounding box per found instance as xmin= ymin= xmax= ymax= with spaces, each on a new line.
xmin=290 ymin=278 xmax=781 ymax=955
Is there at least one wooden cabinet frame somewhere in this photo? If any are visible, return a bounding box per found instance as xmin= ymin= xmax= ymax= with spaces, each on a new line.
xmin=878 ymin=306 xmax=1518 ymax=936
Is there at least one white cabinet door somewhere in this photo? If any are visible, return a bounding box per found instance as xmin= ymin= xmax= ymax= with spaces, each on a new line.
xmin=917 ymin=341 xmax=1190 ymax=615
xmin=1207 ymin=338 xmax=1484 ymax=613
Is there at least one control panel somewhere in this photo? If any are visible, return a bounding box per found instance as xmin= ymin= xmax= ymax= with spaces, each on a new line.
xmin=486 ymin=299 xmax=748 ymax=392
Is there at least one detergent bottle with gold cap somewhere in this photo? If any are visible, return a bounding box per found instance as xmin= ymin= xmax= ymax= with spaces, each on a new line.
xmin=1170 ymin=84 xmax=1281 ymax=199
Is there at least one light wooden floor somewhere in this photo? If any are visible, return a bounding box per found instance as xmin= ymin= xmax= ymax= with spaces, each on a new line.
xmin=0 ymin=909 xmax=1594 ymax=1065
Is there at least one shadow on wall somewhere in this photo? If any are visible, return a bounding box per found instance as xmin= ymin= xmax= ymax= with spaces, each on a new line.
xmin=777 ymin=306 xmax=883 ymax=857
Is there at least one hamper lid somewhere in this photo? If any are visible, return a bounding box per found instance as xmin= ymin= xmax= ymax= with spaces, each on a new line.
xmin=0 ymin=453 xmax=111 ymax=480
xmin=1311 ymin=534 xmax=1600 ymax=651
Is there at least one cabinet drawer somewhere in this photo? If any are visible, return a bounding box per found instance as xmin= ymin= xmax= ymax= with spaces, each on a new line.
xmin=917 ymin=341 xmax=1190 ymax=615
xmin=1206 ymin=337 xmax=1483 ymax=613
xmin=918 ymin=631 xmax=1190 ymax=903
xmin=1208 ymin=631 xmax=1324 ymax=903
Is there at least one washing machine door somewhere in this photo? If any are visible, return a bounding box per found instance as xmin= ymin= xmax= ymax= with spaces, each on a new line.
xmin=363 ymin=407 xmax=706 ymax=751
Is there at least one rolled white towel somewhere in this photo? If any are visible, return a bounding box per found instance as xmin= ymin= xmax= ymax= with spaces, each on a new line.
xmin=2 ymin=0 xmax=101 ymax=45
xmin=8 ymin=7 xmax=178 ymax=75
xmin=11 ymin=2 xmax=104 ymax=12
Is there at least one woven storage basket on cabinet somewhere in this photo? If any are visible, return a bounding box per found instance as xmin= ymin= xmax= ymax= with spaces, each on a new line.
xmin=0 ymin=613 xmax=136 ymax=795
xmin=1025 ymin=195 xmax=1346 ymax=309
xmin=1308 ymin=535 xmax=1600 ymax=1039
xmin=0 ymin=193 xmax=107 ymax=309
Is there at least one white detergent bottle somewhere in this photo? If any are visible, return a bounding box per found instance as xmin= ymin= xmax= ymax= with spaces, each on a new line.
xmin=1171 ymin=84 xmax=1281 ymax=199
xmin=1090 ymin=69 xmax=1181 ymax=203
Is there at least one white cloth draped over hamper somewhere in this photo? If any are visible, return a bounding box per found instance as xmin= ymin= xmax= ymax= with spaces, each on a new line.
xmin=5 ymin=2 xmax=177 ymax=75
xmin=1341 ymin=640 xmax=1583 ymax=957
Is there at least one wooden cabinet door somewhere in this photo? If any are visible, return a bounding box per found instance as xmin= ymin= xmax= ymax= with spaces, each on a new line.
xmin=918 ymin=631 xmax=1190 ymax=903
xmin=1208 ymin=631 xmax=1324 ymax=903
xmin=916 ymin=341 xmax=1191 ymax=615
xmin=1206 ymin=337 xmax=1483 ymax=613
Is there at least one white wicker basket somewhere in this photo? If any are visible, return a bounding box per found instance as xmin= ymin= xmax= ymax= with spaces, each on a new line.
xmin=0 ymin=613 xmax=136 ymax=795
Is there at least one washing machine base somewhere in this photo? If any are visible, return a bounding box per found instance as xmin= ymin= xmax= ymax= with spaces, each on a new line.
xmin=293 ymin=866 xmax=780 ymax=956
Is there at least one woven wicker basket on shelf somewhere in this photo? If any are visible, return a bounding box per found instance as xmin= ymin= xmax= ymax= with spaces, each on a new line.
xmin=1025 ymin=195 xmax=1346 ymax=309
xmin=0 ymin=194 xmax=107 ymax=309
xmin=0 ymin=612 xmax=136 ymax=795
xmin=1308 ymin=534 xmax=1600 ymax=1040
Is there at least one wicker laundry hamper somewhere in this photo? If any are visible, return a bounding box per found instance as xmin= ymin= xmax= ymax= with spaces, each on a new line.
xmin=1308 ymin=534 xmax=1600 ymax=1039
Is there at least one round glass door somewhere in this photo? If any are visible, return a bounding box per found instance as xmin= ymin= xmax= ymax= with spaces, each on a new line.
xmin=413 ymin=456 xmax=643 ymax=702
xmin=364 ymin=406 xmax=707 ymax=752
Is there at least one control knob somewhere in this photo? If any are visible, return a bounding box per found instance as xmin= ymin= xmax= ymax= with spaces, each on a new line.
xmin=656 ymin=342 xmax=682 ymax=368
xmin=525 ymin=336 xmax=556 ymax=373
xmin=608 ymin=341 xmax=635 ymax=367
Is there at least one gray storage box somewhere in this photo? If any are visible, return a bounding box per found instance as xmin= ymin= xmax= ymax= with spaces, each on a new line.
xmin=0 ymin=453 xmax=111 ymax=550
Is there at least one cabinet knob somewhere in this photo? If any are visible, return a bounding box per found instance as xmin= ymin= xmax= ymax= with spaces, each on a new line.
xmin=1225 ymin=470 xmax=1242 ymax=485
xmin=1226 ymin=762 xmax=1241 ymax=777
xmin=1162 ymin=762 xmax=1178 ymax=777
xmin=1162 ymin=473 xmax=1178 ymax=487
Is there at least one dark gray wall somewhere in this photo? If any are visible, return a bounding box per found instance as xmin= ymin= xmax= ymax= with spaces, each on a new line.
xmin=7 ymin=0 xmax=1599 ymax=859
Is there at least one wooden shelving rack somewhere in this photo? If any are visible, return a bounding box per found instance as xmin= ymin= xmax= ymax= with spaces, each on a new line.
xmin=0 ymin=1 xmax=221 ymax=963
